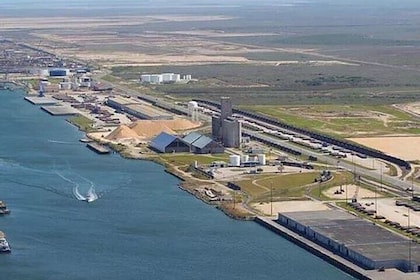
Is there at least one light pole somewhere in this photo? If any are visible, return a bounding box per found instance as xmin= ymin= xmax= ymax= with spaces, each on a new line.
xmin=380 ymin=165 xmax=383 ymax=192
xmin=270 ymin=183 xmax=273 ymax=217
xmin=375 ymin=184 xmax=378 ymax=216
xmin=408 ymin=207 xmax=412 ymax=272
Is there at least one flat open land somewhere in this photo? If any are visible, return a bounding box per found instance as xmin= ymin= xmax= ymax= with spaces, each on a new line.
xmin=360 ymin=198 xmax=420 ymax=228
xmin=323 ymin=184 xmax=380 ymax=200
xmin=253 ymin=201 xmax=330 ymax=217
xmin=241 ymin=104 xmax=420 ymax=137
xmin=349 ymin=136 xmax=420 ymax=161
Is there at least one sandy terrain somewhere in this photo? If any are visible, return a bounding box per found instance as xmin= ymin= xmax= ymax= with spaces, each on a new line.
xmin=394 ymin=102 xmax=420 ymax=118
xmin=104 ymin=119 xmax=201 ymax=141
xmin=349 ymin=136 xmax=420 ymax=161
xmin=0 ymin=15 xmax=233 ymax=30
xmin=4 ymin=15 xmax=352 ymax=67
xmin=252 ymin=200 xmax=331 ymax=217
xmin=323 ymin=184 xmax=380 ymax=200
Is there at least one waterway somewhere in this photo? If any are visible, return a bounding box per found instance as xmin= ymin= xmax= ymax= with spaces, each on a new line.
xmin=0 ymin=90 xmax=355 ymax=279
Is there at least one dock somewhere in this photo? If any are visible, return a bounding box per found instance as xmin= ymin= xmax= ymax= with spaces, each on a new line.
xmin=86 ymin=142 xmax=111 ymax=154
xmin=254 ymin=216 xmax=420 ymax=280
xmin=24 ymin=96 xmax=58 ymax=105
xmin=41 ymin=105 xmax=79 ymax=116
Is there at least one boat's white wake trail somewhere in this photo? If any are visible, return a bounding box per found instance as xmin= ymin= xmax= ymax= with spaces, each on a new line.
xmin=55 ymin=170 xmax=96 ymax=202
xmin=72 ymin=185 xmax=86 ymax=201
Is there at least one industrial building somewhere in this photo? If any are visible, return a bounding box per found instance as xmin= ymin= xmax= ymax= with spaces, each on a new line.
xmin=47 ymin=68 xmax=70 ymax=77
xmin=149 ymin=132 xmax=190 ymax=153
xmin=140 ymin=73 xmax=191 ymax=84
xmin=211 ymin=97 xmax=241 ymax=148
xmin=277 ymin=210 xmax=420 ymax=272
xmin=220 ymin=96 xmax=232 ymax=120
xmin=222 ymin=117 xmax=242 ymax=148
xmin=182 ymin=132 xmax=224 ymax=154
xmin=106 ymin=97 xmax=173 ymax=120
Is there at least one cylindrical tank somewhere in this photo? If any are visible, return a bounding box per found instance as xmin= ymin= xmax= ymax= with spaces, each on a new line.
xmin=257 ymin=154 xmax=266 ymax=165
xmin=240 ymin=154 xmax=249 ymax=164
xmin=188 ymin=101 xmax=198 ymax=109
xmin=229 ymin=155 xmax=241 ymax=167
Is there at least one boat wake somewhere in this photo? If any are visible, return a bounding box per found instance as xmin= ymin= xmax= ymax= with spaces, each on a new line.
xmin=48 ymin=139 xmax=79 ymax=145
xmin=56 ymin=171 xmax=99 ymax=203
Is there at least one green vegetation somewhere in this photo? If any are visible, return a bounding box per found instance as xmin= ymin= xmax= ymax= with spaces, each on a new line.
xmin=68 ymin=115 xmax=95 ymax=132
xmin=308 ymin=172 xmax=354 ymax=200
xmin=242 ymin=104 xmax=420 ymax=137
xmin=407 ymin=167 xmax=420 ymax=184
xmin=110 ymin=63 xmax=420 ymax=106
xmin=159 ymin=153 xmax=229 ymax=167
xmin=237 ymin=172 xmax=318 ymax=202
xmin=385 ymin=164 xmax=399 ymax=177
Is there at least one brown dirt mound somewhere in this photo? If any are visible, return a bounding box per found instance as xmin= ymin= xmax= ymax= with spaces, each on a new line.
xmin=129 ymin=120 xmax=175 ymax=138
xmin=106 ymin=125 xmax=139 ymax=140
xmin=160 ymin=119 xmax=201 ymax=131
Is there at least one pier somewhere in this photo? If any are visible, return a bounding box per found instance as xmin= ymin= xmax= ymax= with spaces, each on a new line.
xmin=254 ymin=216 xmax=420 ymax=280
xmin=24 ymin=96 xmax=58 ymax=105
xmin=86 ymin=142 xmax=111 ymax=154
xmin=41 ymin=105 xmax=79 ymax=116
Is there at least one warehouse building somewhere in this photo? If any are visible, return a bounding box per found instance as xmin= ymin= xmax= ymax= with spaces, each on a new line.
xmin=277 ymin=210 xmax=420 ymax=272
xmin=106 ymin=97 xmax=173 ymax=120
xmin=140 ymin=73 xmax=190 ymax=84
xmin=149 ymin=132 xmax=190 ymax=153
xmin=182 ymin=132 xmax=224 ymax=154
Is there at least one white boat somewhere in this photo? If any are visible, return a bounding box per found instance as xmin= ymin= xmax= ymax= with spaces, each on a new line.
xmin=0 ymin=238 xmax=11 ymax=253
xmin=85 ymin=187 xmax=98 ymax=203
xmin=85 ymin=193 xmax=95 ymax=203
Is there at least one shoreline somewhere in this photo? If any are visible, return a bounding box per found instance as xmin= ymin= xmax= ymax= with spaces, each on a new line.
xmin=12 ymin=88 xmax=414 ymax=279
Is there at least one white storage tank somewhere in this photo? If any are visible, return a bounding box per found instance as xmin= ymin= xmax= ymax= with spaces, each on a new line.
xmin=240 ymin=154 xmax=249 ymax=164
xmin=257 ymin=154 xmax=266 ymax=165
xmin=229 ymin=155 xmax=241 ymax=167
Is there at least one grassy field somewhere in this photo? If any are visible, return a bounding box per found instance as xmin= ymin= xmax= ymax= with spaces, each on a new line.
xmin=236 ymin=172 xmax=318 ymax=202
xmin=68 ymin=115 xmax=95 ymax=132
xmin=159 ymin=153 xmax=229 ymax=167
xmin=235 ymin=171 xmax=356 ymax=202
xmin=241 ymin=104 xmax=420 ymax=137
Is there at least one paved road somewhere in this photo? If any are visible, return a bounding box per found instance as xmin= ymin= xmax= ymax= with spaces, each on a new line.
xmin=244 ymin=129 xmax=419 ymax=194
xmin=93 ymin=75 xmax=419 ymax=195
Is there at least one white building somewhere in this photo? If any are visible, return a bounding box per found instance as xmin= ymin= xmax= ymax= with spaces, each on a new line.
xmin=140 ymin=73 xmax=191 ymax=84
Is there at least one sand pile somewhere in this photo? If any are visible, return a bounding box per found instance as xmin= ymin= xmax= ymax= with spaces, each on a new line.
xmin=105 ymin=125 xmax=139 ymax=140
xmin=129 ymin=120 xmax=176 ymax=138
xmin=160 ymin=119 xmax=201 ymax=130
xmin=106 ymin=119 xmax=201 ymax=140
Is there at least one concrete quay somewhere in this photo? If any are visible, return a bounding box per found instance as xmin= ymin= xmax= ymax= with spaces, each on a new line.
xmin=41 ymin=105 xmax=79 ymax=116
xmin=24 ymin=96 xmax=57 ymax=105
xmin=86 ymin=142 xmax=111 ymax=154
xmin=254 ymin=216 xmax=419 ymax=280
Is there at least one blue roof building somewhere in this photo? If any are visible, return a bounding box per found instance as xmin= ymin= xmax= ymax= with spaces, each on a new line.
xmin=182 ymin=132 xmax=224 ymax=154
xmin=150 ymin=132 xmax=190 ymax=153
xmin=182 ymin=132 xmax=202 ymax=145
